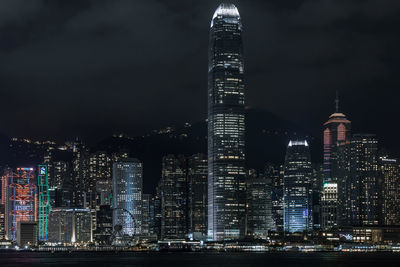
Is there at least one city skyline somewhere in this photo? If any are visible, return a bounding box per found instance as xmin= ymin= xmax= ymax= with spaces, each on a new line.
xmin=0 ymin=0 xmax=399 ymax=155
xmin=1 ymin=1 xmax=400 ymax=258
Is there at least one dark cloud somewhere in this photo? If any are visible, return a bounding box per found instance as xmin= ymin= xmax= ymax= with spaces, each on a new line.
xmin=0 ymin=0 xmax=399 ymax=153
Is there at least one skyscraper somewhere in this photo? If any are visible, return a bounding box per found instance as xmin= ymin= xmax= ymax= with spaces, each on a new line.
xmin=283 ymin=141 xmax=313 ymax=233
xmin=380 ymin=157 xmax=400 ymax=225
xmin=246 ymin=169 xmax=273 ymax=239
xmin=323 ymin=94 xmax=351 ymax=183
xmin=38 ymin=165 xmax=50 ymax=241
xmin=338 ymin=134 xmax=380 ymax=226
xmin=160 ymin=155 xmax=187 ymax=240
xmin=188 ymin=154 xmax=208 ymax=241
xmin=208 ymin=3 xmax=246 ymax=241
xmin=112 ymin=159 xmax=143 ymax=237
xmin=4 ymin=168 xmax=38 ymax=240
xmin=267 ymin=163 xmax=284 ymax=232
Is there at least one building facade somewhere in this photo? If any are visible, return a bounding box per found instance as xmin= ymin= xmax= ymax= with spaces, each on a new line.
xmin=246 ymin=170 xmax=273 ymax=239
xmin=112 ymin=159 xmax=143 ymax=237
xmin=208 ymin=3 xmax=246 ymax=241
xmin=4 ymin=168 xmax=37 ymax=241
xmin=160 ymin=155 xmax=187 ymax=240
xmin=380 ymin=157 xmax=400 ymax=226
xmin=338 ymin=134 xmax=380 ymax=226
xmin=188 ymin=154 xmax=208 ymax=240
xmin=283 ymin=141 xmax=313 ymax=233
xmin=323 ymin=100 xmax=351 ymax=183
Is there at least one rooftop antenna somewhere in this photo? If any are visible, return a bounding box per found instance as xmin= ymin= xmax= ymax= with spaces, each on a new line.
xmin=335 ymin=90 xmax=339 ymax=113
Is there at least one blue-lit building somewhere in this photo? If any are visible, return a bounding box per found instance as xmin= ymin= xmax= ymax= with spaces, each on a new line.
xmin=112 ymin=159 xmax=143 ymax=237
xmin=283 ymin=141 xmax=313 ymax=233
xmin=207 ymin=3 xmax=246 ymax=241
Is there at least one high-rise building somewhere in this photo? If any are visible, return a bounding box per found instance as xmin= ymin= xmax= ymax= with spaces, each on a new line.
xmin=0 ymin=204 xmax=5 ymax=240
xmin=38 ymin=165 xmax=50 ymax=241
xmin=380 ymin=157 xmax=400 ymax=226
xmin=88 ymin=151 xmax=112 ymax=209
xmin=141 ymin=194 xmax=151 ymax=236
xmin=323 ymin=95 xmax=351 ymax=183
xmin=268 ymin=164 xmax=284 ymax=232
xmin=65 ymin=208 xmax=92 ymax=243
xmin=151 ymin=183 xmax=162 ymax=239
xmin=338 ymin=134 xmax=380 ymax=226
xmin=283 ymin=141 xmax=313 ymax=233
xmin=51 ymin=160 xmax=72 ymax=208
xmin=71 ymin=142 xmax=89 ymax=208
xmin=94 ymin=205 xmax=113 ymax=244
xmin=4 ymin=168 xmax=37 ymax=240
xmin=48 ymin=208 xmax=67 ymax=243
xmin=160 ymin=155 xmax=187 ymax=240
xmin=112 ymin=159 xmax=143 ymax=237
xmin=208 ymin=3 xmax=246 ymax=241
xmin=246 ymin=170 xmax=273 ymax=239
xmin=321 ymin=183 xmax=338 ymax=229
xmin=188 ymin=154 xmax=208 ymax=241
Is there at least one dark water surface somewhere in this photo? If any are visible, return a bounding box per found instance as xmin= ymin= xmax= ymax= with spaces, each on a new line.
xmin=0 ymin=252 xmax=399 ymax=266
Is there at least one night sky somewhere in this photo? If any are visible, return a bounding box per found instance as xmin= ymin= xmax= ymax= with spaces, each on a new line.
xmin=1 ymin=0 xmax=400 ymax=154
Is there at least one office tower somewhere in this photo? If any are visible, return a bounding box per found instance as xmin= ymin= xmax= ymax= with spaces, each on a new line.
xmin=52 ymin=160 xmax=72 ymax=207
xmin=208 ymin=3 xmax=246 ymax=241
xmin=0 ymin=204 xmax=5 ymax=240
xmin=338 ymin=134 xmax=380 ymax=226
xmin=17 ymin=221 xmax=38 ymax=247
xmin=88 ymin=151 xmax=112 ymax=209
xmin=267 ymin=163 xmax=284 ymax=232
xmin=47 ymin=208 xmax=67 ymax=243
xmin=321 ymin=183 xmax=338 ymax=229
xmin=38 ymin=165 xmax=50 ymax=241
xmin=312 ymin=164 xmax=323 ymax=229
xmin=160 ymin=155 xmax=187 ymax=240
xmin=141 ymin=194 xmax=151 ymax=236
xmin=283 ymin=141 xmax=313 ymax=233
xmin=69 ymin=139 xmax=90 ymax=208
xmin=112 ymin=159 xmax=143 ymax=237
xmin=94 ymin=205 xmax=113 ymax=244
xmin=188 ymin=154 xmax=208 ymax=240
xmin=380 ymin=157 xmax=400 ymax=225
xmin=323 ymin=94 xmax=351 ymax=183
xmin=65 ymin=208 xmax=92 ymax=243
xmin=246 ymin=170 xmax=273 ymax=239
xmin=151 ymin=183 xmax=162 ymax=239
xmin=4 ymin=168 xmax=37 ymax=240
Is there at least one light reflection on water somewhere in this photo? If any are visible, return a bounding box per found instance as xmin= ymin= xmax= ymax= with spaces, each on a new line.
xmin=0 ymin=252 xmax=399 ymax=267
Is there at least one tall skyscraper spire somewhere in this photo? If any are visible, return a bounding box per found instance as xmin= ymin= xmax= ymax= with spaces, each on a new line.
xmin=208 ymin=3 xmax=246 ymax=241
xmin=335 ymin=90 xmax=339 ymax=113
xmin=323 ymin=95 xmax=351 ymax=183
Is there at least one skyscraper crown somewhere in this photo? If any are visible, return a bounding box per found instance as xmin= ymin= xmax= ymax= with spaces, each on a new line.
xmin=211 ymin=3 xmax=241 ymax=27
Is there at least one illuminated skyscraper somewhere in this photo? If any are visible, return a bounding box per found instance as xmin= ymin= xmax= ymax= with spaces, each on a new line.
xmin=338 ymin=134 xmax=380 ymax=226
xmin=160 ymin=155 xmax=187 ymax=240
xmin=283 ymin=141 xmax=313 ymax=233
xmin=321 ymin=183 xmax=338 ymax=229
xmin=208 ymin=3 xmax=246 ymax=241
xmin=0 ymin=204 xmax=5 ymax=240
xmin=267 ymin=163 xmax=284 ymax=232
xmin=380 ymin=157 xmax=400 ymax=226
xmin=246 ymin=169 xmax=273 ymax=239
xmin=4 ymin=168 xmax=37 ymax=241
xmin=188 ymin=154 xmax=208 ymax=241
xmin=323 ymin=94 xmax=351 ymax=183
xmin=112 ymin=159 xmax=143 ymax=236
xmin=38 ymin=165 xmax=50 ymax=241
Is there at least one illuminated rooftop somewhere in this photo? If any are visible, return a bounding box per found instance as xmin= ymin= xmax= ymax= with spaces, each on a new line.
xmin=211 ymin=3 xmax=240 ymax=27
xmin=324 ymin=112 xmax=351 ymax=125
xmin=288 ymin=140 xmax=309 ymax=147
